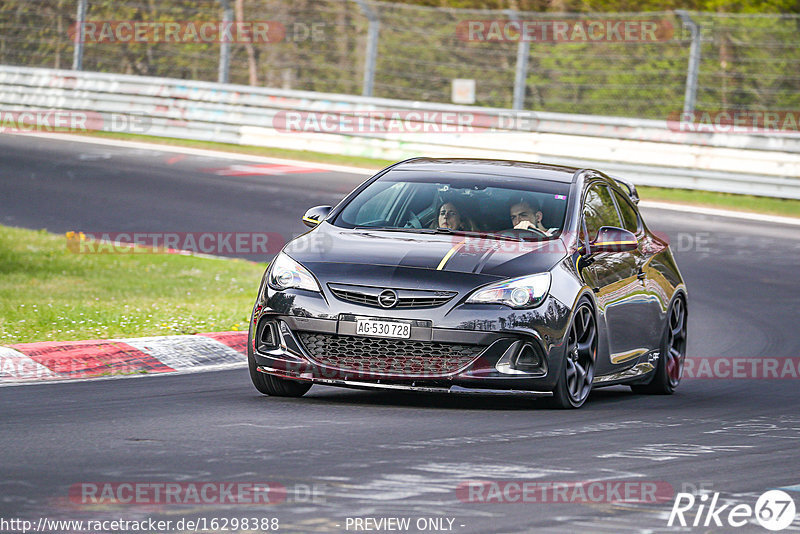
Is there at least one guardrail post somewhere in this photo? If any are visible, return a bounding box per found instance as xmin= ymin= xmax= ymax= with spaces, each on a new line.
xmin=72 ymin=0 xmax=88 ymax=71
xmin=353 ymin=0 xmax=380 ymax=97
xmin=506 ymin=10 xmax=530 ymax=110
xmin=219 ymin=0 xmax=233 ymax=84
xmin=676 ymin=10 xmax=700 ymax=115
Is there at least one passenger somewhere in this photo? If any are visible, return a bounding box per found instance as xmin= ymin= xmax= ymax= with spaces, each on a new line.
xmin=509 ymin=199 xmax=555 ymax=235
xmin=432 ymin=201 xmax=476 ymax=232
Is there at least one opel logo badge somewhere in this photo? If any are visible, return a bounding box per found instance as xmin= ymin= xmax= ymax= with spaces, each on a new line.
xmin=378 ymin=289 xmax=398 ymax=308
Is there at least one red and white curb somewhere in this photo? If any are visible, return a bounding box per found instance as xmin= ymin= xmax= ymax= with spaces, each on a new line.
xmin=0 ymin=332 xmax=247 ymax=386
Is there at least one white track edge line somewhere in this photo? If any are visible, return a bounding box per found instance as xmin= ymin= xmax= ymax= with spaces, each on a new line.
xmin=639 ymin=200 xmax=800 ymax=226
xmin=14 ymin=132 xmax=376 ymax=176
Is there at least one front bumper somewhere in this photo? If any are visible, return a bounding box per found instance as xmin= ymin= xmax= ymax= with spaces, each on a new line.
xmin=250 ymin=291 xmax=573 ymax=393
xmin=255 ymin=367 xmax=555 ymax=397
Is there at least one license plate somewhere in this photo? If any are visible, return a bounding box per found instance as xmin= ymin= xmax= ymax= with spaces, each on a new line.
xmin=355 ymin=318 xmax=411 ymax=339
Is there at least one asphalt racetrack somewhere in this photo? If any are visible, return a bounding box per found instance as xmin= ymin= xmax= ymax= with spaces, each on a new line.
xmin=2 ymin=134 xmax=800 ymax=533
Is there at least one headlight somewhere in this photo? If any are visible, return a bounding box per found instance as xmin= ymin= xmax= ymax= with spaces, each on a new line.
xmin=268 ymin=252 xmax=320 ymax=292
xmin=466 ymin=272 xmax=551 ymax=309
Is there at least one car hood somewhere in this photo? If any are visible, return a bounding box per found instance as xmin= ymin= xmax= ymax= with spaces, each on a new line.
xmin=284 ymin=224 xmax=567 ymax=282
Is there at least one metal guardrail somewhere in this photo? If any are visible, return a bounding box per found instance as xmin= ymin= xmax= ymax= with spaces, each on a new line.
xmin=1 ymin=65 xmax=799 ymax=199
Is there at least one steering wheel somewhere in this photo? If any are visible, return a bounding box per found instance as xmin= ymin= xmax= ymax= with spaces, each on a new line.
xmin=404 ymin=211 xmax=423 ymax=229
xmin=511 ymin=220 xmax=550 ymax=237
xmin=497 ymin=227 xmax=548 ymax=240
xmin=521 ymin=227 xmax=548 ymax=237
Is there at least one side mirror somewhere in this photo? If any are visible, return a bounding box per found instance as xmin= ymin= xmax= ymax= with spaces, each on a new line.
xmin=590 ymin=226 xmax=638 ymax=254
xmin=302 ymin=205 xmax=332 ymax=228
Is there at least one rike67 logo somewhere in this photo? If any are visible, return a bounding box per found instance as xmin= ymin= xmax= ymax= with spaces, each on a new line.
xmin=668 ymin=490 xmax=797 ymax=531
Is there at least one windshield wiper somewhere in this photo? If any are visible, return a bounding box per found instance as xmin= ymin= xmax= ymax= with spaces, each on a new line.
xmin=354 ymin=226 xmax=436 ymax=234
xmin=435 ymin=228 xmax=530 ymax=242
xmin=354 ymin=226 xmax=541 ymax=243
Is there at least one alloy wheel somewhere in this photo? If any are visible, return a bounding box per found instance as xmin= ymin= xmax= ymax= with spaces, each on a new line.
xmin=665 ymin=298 xmax=687 ymax=387
xmin=564 ymin=305 xmax=597 ymax=404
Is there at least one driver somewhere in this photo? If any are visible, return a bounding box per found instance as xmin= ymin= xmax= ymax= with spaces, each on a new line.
xmin=432 ymin=200 xmax=476 ymax=232
xmin=509 ymin=199 xmax=555 ymax=235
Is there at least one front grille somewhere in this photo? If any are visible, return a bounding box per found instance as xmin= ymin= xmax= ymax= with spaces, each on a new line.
xmin=328 ymin=284 xmax=456 ymax=309
xmin=298 ymin=332 xmax=484 ymax=377
xmin=329 ymin=287 xmax=376 ymax=306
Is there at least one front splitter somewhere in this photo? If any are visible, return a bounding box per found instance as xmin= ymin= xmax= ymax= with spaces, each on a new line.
xmin=256 ymin=365 xmax=553 ymax=396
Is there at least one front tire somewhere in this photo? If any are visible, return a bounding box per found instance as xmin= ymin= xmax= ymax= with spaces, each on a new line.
xmin=631 ymin=296 xmax=687 ymax=395
xmin=250 ymin=369 xmax=312 ymax=397
xmin=547 ymin=301 xmax=597 ymax=409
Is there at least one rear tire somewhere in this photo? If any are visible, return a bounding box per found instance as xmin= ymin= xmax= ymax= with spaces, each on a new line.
xmin=248 ymin=322 xmax=312 ymax=397
xmin=546 ymin=300 xmax=597 ymax=409
xmin=631 ymin=296 xmax=687 ymax=395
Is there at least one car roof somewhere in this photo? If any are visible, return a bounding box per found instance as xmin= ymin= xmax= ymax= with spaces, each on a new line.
xmin=390 ymin=158 xmax=581 ymax=183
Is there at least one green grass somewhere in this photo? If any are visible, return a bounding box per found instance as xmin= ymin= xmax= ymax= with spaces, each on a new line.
xmin=82 ymin=131 xmax=800 ymax=219
xmin=637 ymin=186 xmax=800 ymax=218
xmin=0 ymin=225 xmax=267 ymax=345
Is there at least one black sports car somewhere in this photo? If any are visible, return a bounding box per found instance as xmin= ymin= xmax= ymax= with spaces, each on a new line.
xmin=248 ymin=158 xmax=688 ymax=408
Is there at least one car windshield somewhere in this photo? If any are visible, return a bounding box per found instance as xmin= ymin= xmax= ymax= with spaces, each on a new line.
xmin=333 ymin=170 xmax=571 ymax=240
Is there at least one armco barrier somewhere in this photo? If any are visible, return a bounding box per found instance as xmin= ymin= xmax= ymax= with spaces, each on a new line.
xmin=1 ymin=65 xmax=799 ymax=199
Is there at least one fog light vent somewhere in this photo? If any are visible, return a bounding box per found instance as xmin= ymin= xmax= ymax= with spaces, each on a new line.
xmin=257 ymin=320 xmax=278 ymax=351
xmin=512 ymin=343 xmax=544 ymax=372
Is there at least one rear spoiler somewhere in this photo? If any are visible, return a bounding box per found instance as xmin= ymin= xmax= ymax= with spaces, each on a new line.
xmin=609 ymin=175 xmax=640 ymax=205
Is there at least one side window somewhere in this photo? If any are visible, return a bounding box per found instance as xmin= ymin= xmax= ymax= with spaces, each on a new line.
xmin=583 ymin=185 xmax=622 ymax=241
xmin=612 ymin=189 xmax=640 ymax=234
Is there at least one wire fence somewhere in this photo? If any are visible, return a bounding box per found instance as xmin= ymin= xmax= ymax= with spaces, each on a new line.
xmin=1 ymin=0 xmax=799 ymax=119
